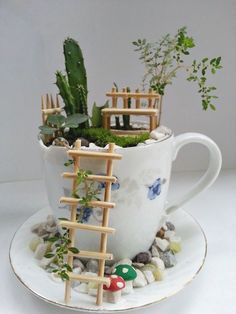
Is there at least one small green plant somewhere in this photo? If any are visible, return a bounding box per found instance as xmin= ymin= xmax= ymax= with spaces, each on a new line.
xmin=39 ymin=113 xmax=88 ymax=138
xmin=132 ymin=26 xmax=222 ymax=117
xmin=45 ymin=228 xmax=79 ymax=281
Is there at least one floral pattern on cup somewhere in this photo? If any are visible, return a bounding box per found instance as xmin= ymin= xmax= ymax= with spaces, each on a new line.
xmin=98 ymin=175 xmax=120 ymax=191
xmin=147 ymin=178 xmax=166 ymax=200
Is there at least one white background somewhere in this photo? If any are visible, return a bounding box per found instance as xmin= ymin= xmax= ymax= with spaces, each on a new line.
xmin=0 ymin=0 xmax=235 ymax=182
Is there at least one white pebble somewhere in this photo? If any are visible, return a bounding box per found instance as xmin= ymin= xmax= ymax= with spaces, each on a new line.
xmin=29 ymin=236 xmax=43 ymax=252
xmin=144 ymin=139 xmax=157 ymax=145
xmin=73 ymin=259 xmax=85 ymax=270
xmin=154 ymin=237 xmax=169 ymax=251
xmin=73 ymin=282 xmax=89 ymax=294
xmin=142 ymin=270 xmax=155 ymax=284
xmin=151 ymin=257 xmax=165 ymax=270
xmin=133 ymin=269 xmax=147 ymax=288
xmin=49 ymin=272 xmax=63 ymax=283
xmin=164 ymin=230 xmax=176 ymax=240
xmin=150 ymin=130 xmax=165 ymax=140
xmin=151 ymin=245 xmax=160 ymax=257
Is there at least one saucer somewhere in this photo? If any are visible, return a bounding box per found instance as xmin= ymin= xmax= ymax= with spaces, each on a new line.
xmin=9 ymin=207 xmax=207 ymax=312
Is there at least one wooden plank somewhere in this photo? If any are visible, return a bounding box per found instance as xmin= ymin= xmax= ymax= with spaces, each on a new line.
xmin=67 ymin=150 xmax=122 ymax=160
xmin=106 ymin=92 xmax=160 ymax=98
xmin=97 ymin=143 xmax=114 ymax=305
xmin=60 ymin=197 xmax=115 ymax=208
xmin=42 ymin=108 xmax=62 ymax=114
xmin=62 ymin=173 xmax=117 ymax=183
xmin=102 ymin=108 xmax=158 ymax=115
xmin=69 ymin=250 xmax=113 ymax=260
xmin=69 ymin=273 xmax=110 ymax=286
xmin=59 ymin=220 xmax=115 ymax=234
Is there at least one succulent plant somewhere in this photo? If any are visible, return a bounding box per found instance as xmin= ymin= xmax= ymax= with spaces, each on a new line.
xmin=56 ymin=38 xmax=89 ymax=128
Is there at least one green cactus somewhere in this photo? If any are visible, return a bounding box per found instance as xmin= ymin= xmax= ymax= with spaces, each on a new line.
xmin=91 ymin=101 xmax=109 ymax=128
xmin=56 ymin=37 xmax=89 ymax=128
xmin=122 ymin=87 xmax=132 ymax=129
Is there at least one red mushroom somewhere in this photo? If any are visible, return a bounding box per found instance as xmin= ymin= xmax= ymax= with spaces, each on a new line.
xmin=103 ymin=275 xmax=126 ymax=303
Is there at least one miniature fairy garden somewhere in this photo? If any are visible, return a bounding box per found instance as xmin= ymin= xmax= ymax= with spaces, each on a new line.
xmin=34 ymin=27 xmax=221 ymax=305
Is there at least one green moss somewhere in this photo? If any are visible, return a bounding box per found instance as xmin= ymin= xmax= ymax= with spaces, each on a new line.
xmin=78 ymin=128 xmax=149 ymax=148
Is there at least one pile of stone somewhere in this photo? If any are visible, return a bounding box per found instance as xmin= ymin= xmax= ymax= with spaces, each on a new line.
xmin=29 ymin=216 xmax=181 ymax=296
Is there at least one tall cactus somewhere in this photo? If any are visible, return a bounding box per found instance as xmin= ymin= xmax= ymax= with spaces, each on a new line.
xmin=56 ymin=37 xmax=89 ymax=128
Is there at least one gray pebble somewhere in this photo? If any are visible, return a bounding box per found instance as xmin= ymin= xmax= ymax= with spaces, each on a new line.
xmin=73 ymin=258 xmax=85 ymax=270
xmin=80 ymin=137 xmax=90 ymax=147
xmin=34 ymin=243 xmax=48 ymax=260
xmin=46 ymin=215 xmax=56 ymax=227
xmin=166 ymin=221 xmax=175 ymax=231
xmin=86 ymin=259 xmax=98 ymax=273
xmin=134 ymin=251 xmax=151 ymax=264
xmin=159 ymin=250 xmax=177 ymax=268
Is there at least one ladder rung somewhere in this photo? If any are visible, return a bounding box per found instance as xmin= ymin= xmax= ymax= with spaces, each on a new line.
xmin=62 ymin=173 xmax=117 ymax=183
xmin=69 ymin=273 xmax=110 ymax=285
xmin=59 ymin=220 xmax=115 ymax=234
xmin=67 ymin=150 xmax=122 ymax=160
xmin=60 ymin=197 xmax=115 ymax=208
xmin=69 ymin=250 xmax=113 ymax=260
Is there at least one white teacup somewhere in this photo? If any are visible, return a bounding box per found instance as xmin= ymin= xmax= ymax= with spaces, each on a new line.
xmin=39 ymin=130 xmax=221 ymax=260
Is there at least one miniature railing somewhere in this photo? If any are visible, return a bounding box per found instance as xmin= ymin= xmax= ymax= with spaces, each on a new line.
xmin=41 ymin=94 xmax=62 ymax=124
xmin=102 ymin=87 xmax=161 ymax=133
xmin=60 ymin=139 xmax=122 ymax=306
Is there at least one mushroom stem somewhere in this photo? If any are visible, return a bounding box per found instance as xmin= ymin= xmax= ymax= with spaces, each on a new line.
xmin=122 ymin=280 xmax=133 ymax=294
xmin=105 ymin=290 xmax=122 ymax=303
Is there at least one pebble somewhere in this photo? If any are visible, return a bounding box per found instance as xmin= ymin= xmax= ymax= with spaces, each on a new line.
xmin=144 ymin=139 xmax=157 ymax=145
xmin=79 ymin=137 xmax=90 ymax=147
xmin=73 ymin=258 xmax=85 ymax=270
xmin=151 ymin=245 xmax=160 ymax=257
xmin=153 ymin=268 xmax=165 ymax=281
xmin=154 ymin=237 xmax=169 ymax=252
xmin=133 ymin=269 xmax=147 ymax=288
xmin=49 ymin=272 xmax=63 ymax=283
xmin=164 ymin=230 xmax=176 ymax=240
xmin=34 ymin=243 xmax=48 ymax=260
xmin=86 ymin=259 xmax=98 ymax=273
xmin=166 ymin=221 xmax=175 ymax=231
xmin=40 ymin=255 xmax=55 ymax=269
xmin=151 ymin=257 xmax=165 ymax=270
xmin=156 ymin=228 xmax=165 ymax=238
xmin=71 ymin=267 xmax=83 ymax=287
xmin=52 ymin=137 xmax=70 ymax=147
xmin=46 ymin=215 xmax=56 ymax=227
xmin=150 ymin=130 xmax=166 ymax=140
xmin=73 ymin=282 xmax=89 ymax=294
xmin=159 ymin=251 xmax=177 ymax=268
xmin=169 ymin=242 xmax=181 ymax=253
xmin=132 ymin=262 xmax=144 ymax=269
xmin=156 ymin=125 xmax=171 ymax=135
xmin=29 ymin=236 xmax=43 ymax=252
xmin=89 ymin=143 xmax=101 ymax=150
xmin=134 ymin=252 xmax=151 ymax=264
xmin=142 ymin=270 xmax=155 ymax=284
xmin=141 ymin=264 xmax=156 ymax=272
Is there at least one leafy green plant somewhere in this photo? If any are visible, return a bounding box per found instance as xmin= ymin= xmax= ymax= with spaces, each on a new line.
xmin=132 ymin=26 xmax=222 ymax=116
xmin=39 ymin=113 xmax=88 ymax=138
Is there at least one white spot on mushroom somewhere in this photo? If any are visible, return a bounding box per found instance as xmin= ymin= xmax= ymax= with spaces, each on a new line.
xmin=117 ymin=282 xmax=125 ymax=289
xmin=111 ymin=275 xmax=118 ymax=278
xmin=122 ymin=267 xmax=129 ymax=273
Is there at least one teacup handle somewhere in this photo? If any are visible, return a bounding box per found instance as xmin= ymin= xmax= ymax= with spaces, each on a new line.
xmin=165 ymin=133 xmax=222 ymax=214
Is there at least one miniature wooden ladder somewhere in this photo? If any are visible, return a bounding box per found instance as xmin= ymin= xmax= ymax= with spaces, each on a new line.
xmin=59 ymin=139 xmax=122 ymax=306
